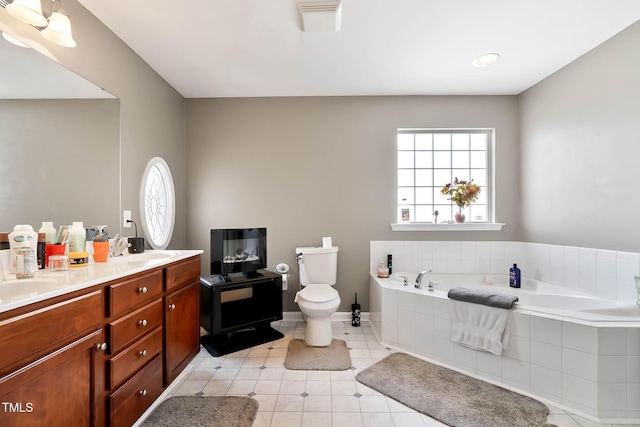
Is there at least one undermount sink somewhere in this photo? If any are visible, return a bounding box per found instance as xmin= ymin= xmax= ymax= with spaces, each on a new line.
xmin=108 ymin=250 xmax=178 ymax=264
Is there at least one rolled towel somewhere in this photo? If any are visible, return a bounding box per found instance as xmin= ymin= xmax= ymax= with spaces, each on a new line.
xmin=447 ymin=287 xmax=519 ymax=309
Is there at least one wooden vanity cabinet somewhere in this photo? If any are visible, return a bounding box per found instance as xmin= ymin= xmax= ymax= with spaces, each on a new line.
xmin=105 ymin=255 xmax=201 ymax=426
xmin=165 ymin=281 xmax=199 ymax=384
xmin=0 ymin=329 xmax=106 ymax=427
xmin=0 ymin=254 xmax=201 ymax=427
xmin=0 ymin=290 xmax=107 ymax=427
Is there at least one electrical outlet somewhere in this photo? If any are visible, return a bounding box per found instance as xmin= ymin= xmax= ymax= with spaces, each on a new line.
xmin=123 ymin=210 xmax=131 ymax=228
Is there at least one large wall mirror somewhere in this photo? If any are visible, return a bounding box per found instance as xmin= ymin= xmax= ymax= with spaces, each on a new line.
xmin=0 ymin=31 xmax=120 ymax=236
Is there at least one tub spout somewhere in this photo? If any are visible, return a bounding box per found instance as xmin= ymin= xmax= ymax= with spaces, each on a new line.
xmin=415 ymin=269 xmax=432 ymax=289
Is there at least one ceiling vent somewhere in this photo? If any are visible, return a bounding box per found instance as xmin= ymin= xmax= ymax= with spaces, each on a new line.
xmin=297 ymin=1 xmax=342 ymax=32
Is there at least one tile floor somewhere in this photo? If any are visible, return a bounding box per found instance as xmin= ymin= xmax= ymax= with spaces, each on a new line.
xmin=141 ymin=321 xmax=636 ymax=427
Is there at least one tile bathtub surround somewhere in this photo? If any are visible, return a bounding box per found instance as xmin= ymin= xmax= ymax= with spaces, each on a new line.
xmin=370 ymin=275 xmax=640 ymax=423
xmin=370 ymin=241 xmax=640 ymax=304
xmin=138 ymin=321 xmax=617 ymax=427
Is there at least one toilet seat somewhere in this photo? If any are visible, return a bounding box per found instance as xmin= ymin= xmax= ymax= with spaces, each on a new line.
xmin=296 ymin=285 xmax=338 ymax=303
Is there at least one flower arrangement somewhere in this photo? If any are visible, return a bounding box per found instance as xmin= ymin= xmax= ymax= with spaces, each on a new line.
xmin=440 ymin=178 xmax=481 ymax=222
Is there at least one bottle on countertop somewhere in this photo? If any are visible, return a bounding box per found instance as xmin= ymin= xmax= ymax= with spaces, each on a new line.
xmin=39 ymin=221 xmax=57 ymax=244
xmin=37 ymin=232 xmax=46 ymax=269
xmin=509 ymin=263 xmax=521 ymax=288
xmin=8 ymin=225 xmax=37 ymax=274
xmin=68 ymin=222 xmax=86 ymax=253
xmin=387 ymin=254 xmax=393 ymax=275
xmin=13 ymin=239 xmax=36 ymax=279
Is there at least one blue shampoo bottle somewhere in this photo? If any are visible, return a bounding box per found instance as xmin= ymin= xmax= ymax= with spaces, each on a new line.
xmin=509 ymin=263 xmax=521 ymax=288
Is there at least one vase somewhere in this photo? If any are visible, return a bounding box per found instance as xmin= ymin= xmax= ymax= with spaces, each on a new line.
xmin=454 ymin=209 xmax=466 ymax=223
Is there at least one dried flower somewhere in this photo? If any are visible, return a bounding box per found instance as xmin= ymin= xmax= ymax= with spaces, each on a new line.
xmin=440 ymin=177 xmax=481 ymax=212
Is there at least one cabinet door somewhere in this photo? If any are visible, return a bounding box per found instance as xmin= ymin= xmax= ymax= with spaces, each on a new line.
xmin=0 ymin=329 xmax=105 ymax=427
xmin=164 ymin=282 xmax=199 ymax=385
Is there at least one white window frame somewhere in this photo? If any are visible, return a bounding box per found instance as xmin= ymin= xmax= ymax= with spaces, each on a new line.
xmin=139 ymin=157 xmax=176 ymax=249
xmin=391 ymin=128 xmax=504 ymax=231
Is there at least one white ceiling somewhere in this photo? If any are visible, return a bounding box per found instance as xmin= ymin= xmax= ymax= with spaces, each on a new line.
xmin=78 ymin=0 xmax=640 ymax=98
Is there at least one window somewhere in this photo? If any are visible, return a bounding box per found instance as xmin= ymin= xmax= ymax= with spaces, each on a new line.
xmin=139 ymin=157 xmax=175 ymax=249
xmin=397 ymin=129 xmax=492 ymax=223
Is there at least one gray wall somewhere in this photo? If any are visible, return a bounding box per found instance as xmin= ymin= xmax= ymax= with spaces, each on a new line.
xmin=1 ymin=1 xmax=188 ymax=248
xmin=0 ymin=99 xmax=119 ymax=230
xmin=519 ymin=21 xmax=640 ymax=252
xmin=186 ymin=96 xmax=520 ymax=311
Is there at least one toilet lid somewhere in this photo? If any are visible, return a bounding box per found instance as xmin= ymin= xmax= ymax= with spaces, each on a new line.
xmin=298 ymin=285 xmax=338 ymax=303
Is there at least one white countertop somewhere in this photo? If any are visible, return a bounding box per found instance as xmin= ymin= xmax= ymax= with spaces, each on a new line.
xmin=0 ymin=250 xmax=203 ymax=314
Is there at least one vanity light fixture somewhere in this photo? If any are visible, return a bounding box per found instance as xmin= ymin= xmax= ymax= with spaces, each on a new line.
xmin=41 ymin=3 xmax=76 ymax=48
xmin=5 ymin=0 xmax=47 ymax=27
xmin=472 ymin=52 xmax=500 ymax=67
xmin=2 ymin=31 xmax=30 ymax=48
xmin=3 ymin=0 xmax=76 ymax=48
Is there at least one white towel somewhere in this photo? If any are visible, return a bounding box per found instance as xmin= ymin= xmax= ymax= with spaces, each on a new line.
xmin=448 ymin=299 xmax=511 ymax=356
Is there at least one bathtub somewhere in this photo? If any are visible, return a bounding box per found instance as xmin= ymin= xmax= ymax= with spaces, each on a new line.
xmin=369 ymin=272 xmax=640 ymax=423
xmin=386 ymin=272 xmax=640 ymax=322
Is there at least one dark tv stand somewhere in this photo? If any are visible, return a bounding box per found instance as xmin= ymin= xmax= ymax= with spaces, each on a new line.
xmin=200 ymin=270 xmax=284 ymax=356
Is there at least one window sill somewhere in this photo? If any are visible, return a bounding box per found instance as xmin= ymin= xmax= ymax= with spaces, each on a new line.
xmin=390 ymin=222 xmax=505 ymax=231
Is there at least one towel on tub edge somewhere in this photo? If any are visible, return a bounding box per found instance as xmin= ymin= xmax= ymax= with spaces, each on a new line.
xmin=447 ymin=287 xmax=519 ymax=309
xmin=447 ymin=287 xmax=517 ymax=356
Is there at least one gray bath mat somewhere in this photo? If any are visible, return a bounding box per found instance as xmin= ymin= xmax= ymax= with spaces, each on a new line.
xmin=284 ymin=339 xmax=352 ymax=370
xmin=139 ymin=395 xmax=258 ymax=427
xmin=356 ymin=352 xmax=557 ymax=427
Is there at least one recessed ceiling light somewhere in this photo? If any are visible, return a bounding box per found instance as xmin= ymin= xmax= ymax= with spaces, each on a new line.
xmin=473 ymin=53 xmax=500 ymax=67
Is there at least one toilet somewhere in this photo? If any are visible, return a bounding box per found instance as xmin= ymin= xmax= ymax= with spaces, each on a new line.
xmin=294 ymin=245 xmax=340 ymax=347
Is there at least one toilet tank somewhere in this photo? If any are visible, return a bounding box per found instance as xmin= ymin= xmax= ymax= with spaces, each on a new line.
xmin=295 ymin=246 xmax=339 ymax=286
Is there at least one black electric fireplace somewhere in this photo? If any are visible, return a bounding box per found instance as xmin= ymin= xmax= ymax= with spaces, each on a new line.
xmin=201 ymin=227 xmax=283 ymax=356
xmin=210 ymin=228 xmax=267 ymax=277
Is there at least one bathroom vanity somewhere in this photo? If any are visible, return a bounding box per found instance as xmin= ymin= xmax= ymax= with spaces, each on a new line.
xmin=0 ymin=250 xmax=202 ymax=427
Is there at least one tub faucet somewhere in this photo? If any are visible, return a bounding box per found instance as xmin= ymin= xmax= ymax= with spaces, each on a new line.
xmin=399 ymin=275 xmax=408 ymax=286
xmin=415 ymin=269 xmax=432 ymax=289
xmin=426 ymin=280 xmax=439 ymax=292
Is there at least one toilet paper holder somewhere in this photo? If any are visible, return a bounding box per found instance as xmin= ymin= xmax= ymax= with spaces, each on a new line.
xmin=275 ymin=263 xmax=290 ymax=291
xmin=275 ymin=263 xmax=290 ymax=274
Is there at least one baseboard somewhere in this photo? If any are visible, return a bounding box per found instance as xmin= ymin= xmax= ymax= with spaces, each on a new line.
xmin=281 ymin=311 xmax=369 ymax=322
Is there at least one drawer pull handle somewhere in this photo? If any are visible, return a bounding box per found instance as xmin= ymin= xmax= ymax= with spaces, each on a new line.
xmin=138 ymin=319 xmax=148 ymax=327
xmin=139 ymin=389 xmax=148 ymax=397
xmin=139 ymin=349 xmax=147 ymax=357
xmin=96 ymin=342 xmax=107 ymax=351
xmin=138 ymin=286 xmax=148 ymax=294
xmin=168 ymin=304 xmax=176 ymax=311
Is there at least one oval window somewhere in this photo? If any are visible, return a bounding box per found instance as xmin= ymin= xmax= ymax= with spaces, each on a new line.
xmin=139 ymin=157 xmax=175 ymax=249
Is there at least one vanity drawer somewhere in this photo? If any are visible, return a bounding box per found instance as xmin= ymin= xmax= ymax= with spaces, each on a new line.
xmin=109 ymin=353 xmax=163 ymax=427
xmin=0 ymin=290 xmax=102 ymax=373
xmin=166 ymin=256 xmax=201 ymax=292
xmin=107 ymin=269 xmax=163 ymax=317
xmin=108 ymin=300 xmax=162 ymax=354
xmin=108 ymin=327 xmax=163 ymax=389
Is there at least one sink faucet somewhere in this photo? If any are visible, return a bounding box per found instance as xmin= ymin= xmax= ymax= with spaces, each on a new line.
xmin=415 ymin=269 xmax=432 ymax=289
